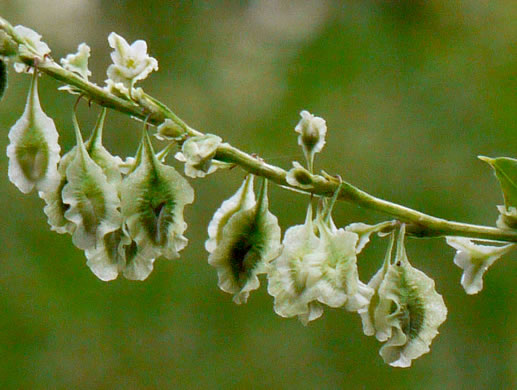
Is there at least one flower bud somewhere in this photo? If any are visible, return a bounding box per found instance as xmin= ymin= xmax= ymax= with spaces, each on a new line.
xmin=294 ymin=110 xmax=327 ymax=170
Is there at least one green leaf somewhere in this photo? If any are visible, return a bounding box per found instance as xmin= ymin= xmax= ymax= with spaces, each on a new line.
xmin=479 ymin=156 xmax=517 ymax=209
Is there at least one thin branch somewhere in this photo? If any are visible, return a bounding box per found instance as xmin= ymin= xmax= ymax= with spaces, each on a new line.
xmin=2 ymin=16 xmax=517 ymax=243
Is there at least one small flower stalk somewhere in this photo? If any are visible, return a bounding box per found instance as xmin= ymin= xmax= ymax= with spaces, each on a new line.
xmin=362 ymin=224 xmax=447 ymax=368
xmin=7 ymin=71 xmax=60 ymax=194
xmin=208 ymin=177 xmax=282 ymax=304
xmin=446 ymin=236 xmax=514 ymax=295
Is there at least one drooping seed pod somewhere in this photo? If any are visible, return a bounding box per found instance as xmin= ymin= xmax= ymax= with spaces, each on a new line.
xmin=205 ymin=174 xmax=255 ymax=254
xmin=208 ymin=179 xmax=282 ymax=304
xmin=309 ymin=211 xmax=373 ymax=312
xmin=267 ymin=205 xmax=324 ymax=325
xmin=121 ymin=130 xmax=194 ymax=260
xmin=84 ymin=225 xmax=157 ymax=281
xmin=372 ymin=225 xmax=447 ymax=368
xmin=61 ymin=113 xmax=121 ymax=251
xmin=359 ymin=232 xmax=395 ymax=337
xmin=41 ymin=108 xmax=123 ymax=235
xmin=7 ymin=71 xmax=61 ymax=194
xmin=83 ymin=108 xmax=123 ymax=187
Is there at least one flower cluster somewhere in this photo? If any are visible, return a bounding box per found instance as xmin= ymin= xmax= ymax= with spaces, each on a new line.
xmin=204 ymin=112 xmax=451 ymax=367
xmin=7 ymin=73 xmax=194 ymax=281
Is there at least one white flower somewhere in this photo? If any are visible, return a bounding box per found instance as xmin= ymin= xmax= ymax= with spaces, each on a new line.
xmin=285 ymin=161 xmax=313 ymax=189
xmin=13 ymin=26 xmax=50 ymax=73
xmin=446 ymin=236 xmax=514 ymax=295
xmin=294 ymin=110 xmax=327 ymax=169
xmin=60 ymin=43 xmax=91 ymax=80
xmin=156 ymin=119 xmax=185 ymax=140
xmin=105 ymin=32 xmax=158 ymax=95
xmin=7 ymin=72 xmax=60 ymax=194
xmin=267 ymin=205 xmax=324 ymax=325
xmin=175 ymin=134 xmax=227 ymax=178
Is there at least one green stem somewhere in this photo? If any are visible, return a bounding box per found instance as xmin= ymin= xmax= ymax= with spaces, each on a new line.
xmin=2 ymin=16 xmax=517 ymax=243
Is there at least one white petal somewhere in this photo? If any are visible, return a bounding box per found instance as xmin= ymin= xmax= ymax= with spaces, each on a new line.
xmin=60 ymin=43 xmax=91 ymax=80
xmin=13 ymin=25 xmax=50 ymax=57
xmin=446 ymin=236 xmax=514 ymax=294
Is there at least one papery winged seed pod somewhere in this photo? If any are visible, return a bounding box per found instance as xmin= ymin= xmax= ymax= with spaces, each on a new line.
xmin=267 ymin=204 xmax=325 ymax=325
xmin=121 ymin=129 xmax=194 ymax=261
xmin=61 ymin=112 xmax=121 ymax=251
xmin=371 ymin=225 xmax=447 ymax=368
xmin=309 ymin=211 xmax=373 ymax=312
xmin=208 ymin=178 xmax=281 ymax=304
xmin=7 ymin=71 xmax=60 ymax=194
xmin=205 ymin=174 xmax=255 ymax=254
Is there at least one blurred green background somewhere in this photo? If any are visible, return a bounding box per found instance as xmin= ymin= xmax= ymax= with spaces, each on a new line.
xmin=1 ymin=1 xmax=516 ymax=389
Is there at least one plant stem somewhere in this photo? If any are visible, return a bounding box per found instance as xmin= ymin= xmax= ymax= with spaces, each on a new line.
xmin=2 ymin=16 xmax=517 ymax=243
